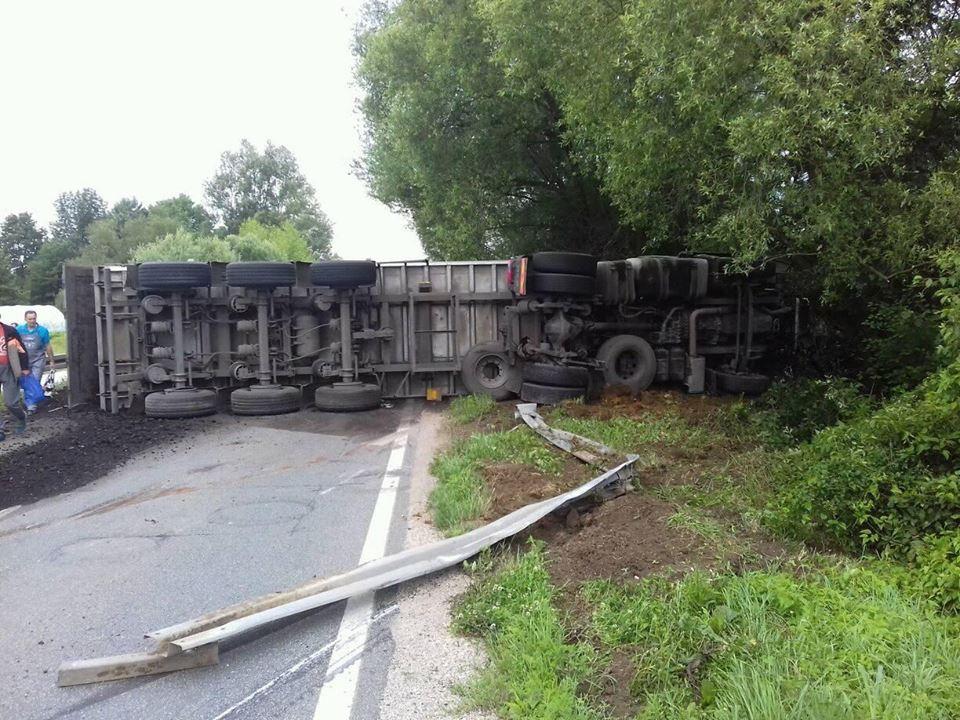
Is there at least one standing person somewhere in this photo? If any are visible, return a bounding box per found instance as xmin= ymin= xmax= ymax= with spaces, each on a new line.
xmin=17 ymin=310 xmax=53 ymax=388
xmin=0 ymin=316 xmax=29 ymax=439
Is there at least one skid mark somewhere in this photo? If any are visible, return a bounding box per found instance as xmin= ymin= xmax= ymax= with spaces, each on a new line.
xmin=71 ymin=486 xmax=196 ymax=519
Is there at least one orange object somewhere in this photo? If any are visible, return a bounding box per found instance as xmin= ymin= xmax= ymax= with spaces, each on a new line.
xmin=425 ymin=387 xmax=442 ymax=402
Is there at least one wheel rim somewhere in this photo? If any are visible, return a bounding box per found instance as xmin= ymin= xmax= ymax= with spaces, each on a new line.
xmin=614 ymin=350 xmax=640 ymax=380
xmin=475 ymin=353 xmax=507 ymax=390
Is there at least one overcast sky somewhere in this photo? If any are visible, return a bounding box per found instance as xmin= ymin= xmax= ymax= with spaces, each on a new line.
xmin=0 ymin=0 xmax=424 ymax=261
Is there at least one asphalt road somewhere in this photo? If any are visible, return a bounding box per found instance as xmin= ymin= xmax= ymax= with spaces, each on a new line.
xmin=0 ymin=402 xmax=423 ymax=720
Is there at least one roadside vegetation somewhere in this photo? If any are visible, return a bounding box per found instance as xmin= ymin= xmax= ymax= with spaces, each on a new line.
xmin=427 ymin=255 xmax=960 ymax=718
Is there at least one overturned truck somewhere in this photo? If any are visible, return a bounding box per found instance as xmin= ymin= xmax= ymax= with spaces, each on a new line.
xmin=64 ymin=252 xmax=796 ymax=416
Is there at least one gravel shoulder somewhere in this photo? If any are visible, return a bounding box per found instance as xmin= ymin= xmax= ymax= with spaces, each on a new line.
xmin=379 ymin=404 xmax=494 ymax=720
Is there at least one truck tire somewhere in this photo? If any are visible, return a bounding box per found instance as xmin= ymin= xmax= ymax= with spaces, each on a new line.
xmin=520 ymin=382 xmax=586 ymax=404
xmin=315 ymin=382 xmax=382 ymax=411
xmin=230 ymin=385 xmax=301 ymax=415
xmin=597 ymin=335 xmax=657 ymax=394
xmin=529 ymin=252 xmax=597 ymax=277
xmin=225 ymin=262 xmax=296 ymax=288
xmin=527 ymin=272 xmax=596 ymax=297
xmin=144 ymin=388 xmax=218 ymax=418
xmin=138 ymin=262 xmax=212 ymax=291
xmin=310 ymin=261 xmax=377 ymax=288
xmin=521 ymin=362 xmax=590 ymax=388
xmin=714 ymin=371 xmax=771 ymax=396
xmin=460 ymin=342 xmax=519 ymax=400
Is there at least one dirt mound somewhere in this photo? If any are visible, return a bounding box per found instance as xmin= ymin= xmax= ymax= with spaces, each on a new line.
xmin=0 ymin=401 xmax=208 ymax=509
xmin=560 ymin=387 xmax=733 ymax=425
xmin=482 ymin=458 xmax=590 ymax=520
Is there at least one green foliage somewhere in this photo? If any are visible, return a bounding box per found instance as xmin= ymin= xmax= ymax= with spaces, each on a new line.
xmin=583 ymin=564 xmax=960 ymax=718
xmin=204 ymin=139 xmax=333 ymax=258
xmin=26 ymin=240 xmax=74 ymax=303
xmin=355 ymin=0 xmax=637 ymax=260
xmin=549 ymin=413 xmax=715 ymax=453
xmin=745 ymin=377 xmax=874 ymax=447
xmin=0 ymin=251 xmax=20 ymax=304
xmin=862 ymin=303 xmax=940 ymax=393
xmin=50 ymin=188 xmax=107 ymax=251
xmin=78 ymin=214 xmax=180 ymax=265
xmin=226 ymin=220 xmax=312 ymax=262
xmin=49 ymin=331 xmax=66 ymax=357
xmin=148 ymin=195 xmax=214 ymax=235
xmin=131 ymin=221 xmax=312 ymax=263
xmin=448 ymin=394 xmax=496 ymax=424
xmin=769 ymin=252 xmax=960 ymax=559
xmin=132 ymin=230 xmax=234 ymax=263
xmin=911 ymin=531 xmax=960 ymax=614
xmin=453 ymin=543 xmax=601 ymax=719
xmin=429 ymin=428 xmax=562 ymax=535
xmin=0 ymin=212 xmax=45 ymax=277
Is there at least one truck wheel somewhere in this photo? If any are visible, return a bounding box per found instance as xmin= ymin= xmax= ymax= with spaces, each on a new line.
xmin=138 ymin=262 xmax=212 ymax=291
xmin=520 ymin=382 xmax=586 ymax=404
xmin=521 ymin=362 xmax=590 ymax=388
xmin=714 ymin=371 xmax=771 ymax=396
xmin=460 ymin=342 xmax=520 ymax=400
xmin=597 ymin=335 xmax=657 ymax=394
xmin=145 ymin=388 xmax=218 ymax=418
xmin=225 ymin=262 xmax=296 ymax=288
xmin=527 ymin=272 xmax=596 ymax=297
xmin=315 ymin=382 xmax=382 ymax=411
xmin=230 ymin=385 xmax=301 ymax=415
xmin=529 ymin=252 xmax=597 ymax=277
xmin=310 ymin=261 xmax=377 ymax=288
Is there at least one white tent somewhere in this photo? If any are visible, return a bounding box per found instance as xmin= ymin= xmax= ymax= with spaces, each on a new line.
xmin=0 ymin=305 xmax=66 ymax=333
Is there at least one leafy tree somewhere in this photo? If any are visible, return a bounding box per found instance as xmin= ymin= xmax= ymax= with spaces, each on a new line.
xmin=355 ymin=0 xmax=636 ymax=260
xmin=26 ymin=240 xmax=74 ymax=303
xmin=476 ymin=0 xmax=960 ymax=303
xmin=132 ymin=231 xmax=234 ymax=263
xmin=227 ymin=220 xmax=313 ymax=261
xmin=149 ymin=194 xmax=214 ymax=235
xmin=204 ymin=140 xmax=334 ymax=258
xmin=77 ymin=214 xmax=180 ymax=265
xmin=50 ymin=188 xmax=107 ymax=251
xmin=0 ymin=212 xmax=46 ymax=278
xmin=0 ymin=252 xmax=20 ymax=304
xmin=109 ymin=197 xmax=147 ymax=228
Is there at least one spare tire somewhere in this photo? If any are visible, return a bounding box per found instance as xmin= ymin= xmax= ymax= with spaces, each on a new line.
xmin=460 ymin=342 xmax=520 ymax=400
xmin=597 ymin=335 xmax=657 ymax=394
xmin=527 ymin=272 xmax=596 ymax=297
xmin=521 ymin=362 xmax=590 ymax=388
xmin=138 ymin=262 xmax=212 ymax=291
xmin=225 ymin=262 xmax=296 ymax=288
xmin=310 ymin=261 xmax=377 ymax=288
xmin=315 ymin=382 xmax=382 ymax=412
xmin=144 ymin=388 xmax=218 ymax=418
xmin=520 ymin=382 xmax=586 ymax=404
xmin=230 ymin=385 xmax=301 ymax=415
xmin=714 ymin=371 xmax=771 ymax=396
xmin=529 ymin=252 xmax=597 ymax=277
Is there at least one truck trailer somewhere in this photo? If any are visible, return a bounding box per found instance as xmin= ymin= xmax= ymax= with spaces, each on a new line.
xmin=63 ymin=252 xmax=795 ymax=416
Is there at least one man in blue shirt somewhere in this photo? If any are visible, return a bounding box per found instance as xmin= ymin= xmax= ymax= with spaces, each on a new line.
xmin=17 ymin=310 xmax=53 ymax=410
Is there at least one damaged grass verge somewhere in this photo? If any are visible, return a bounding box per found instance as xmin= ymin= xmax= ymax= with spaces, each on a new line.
xmin=454 ymin=542 xmax=602 ymax=720
xmin=429 ymin=424 xmax=562 ymax=536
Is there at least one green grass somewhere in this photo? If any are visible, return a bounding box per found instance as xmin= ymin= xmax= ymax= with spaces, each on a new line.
xmin=49 ymin=331 xmax=66 ymax=356
xmin=429 ymin=428 xmax=563 ymax=535
xmin=548 ymin=412 xmax=717 ymax=453
xmin=454 ymin=542 xmax=602 ymax=719
xmin=449 ymin=394 xmax=496 ymax=424
xmin=583 ymin=562 xmax=960 ymax=719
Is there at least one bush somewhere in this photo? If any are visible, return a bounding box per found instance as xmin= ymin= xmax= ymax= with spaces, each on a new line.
xmin=753 ymin=377 xmax=873 ymax=446
xmin=912 ymin=531 xmax=960 ymax=614
xmin=768 ymin=251 xmax=960 ymax=566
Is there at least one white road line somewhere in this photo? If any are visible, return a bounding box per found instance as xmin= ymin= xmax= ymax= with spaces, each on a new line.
xmin=313 ymin=428 xmax=409 ymax=720
xmin=209 ymin=607 xmax=398 ymax=720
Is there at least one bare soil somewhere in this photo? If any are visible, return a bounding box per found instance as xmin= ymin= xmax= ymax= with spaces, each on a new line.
xmin=0 ymin=395 xmax=207 ymax=509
